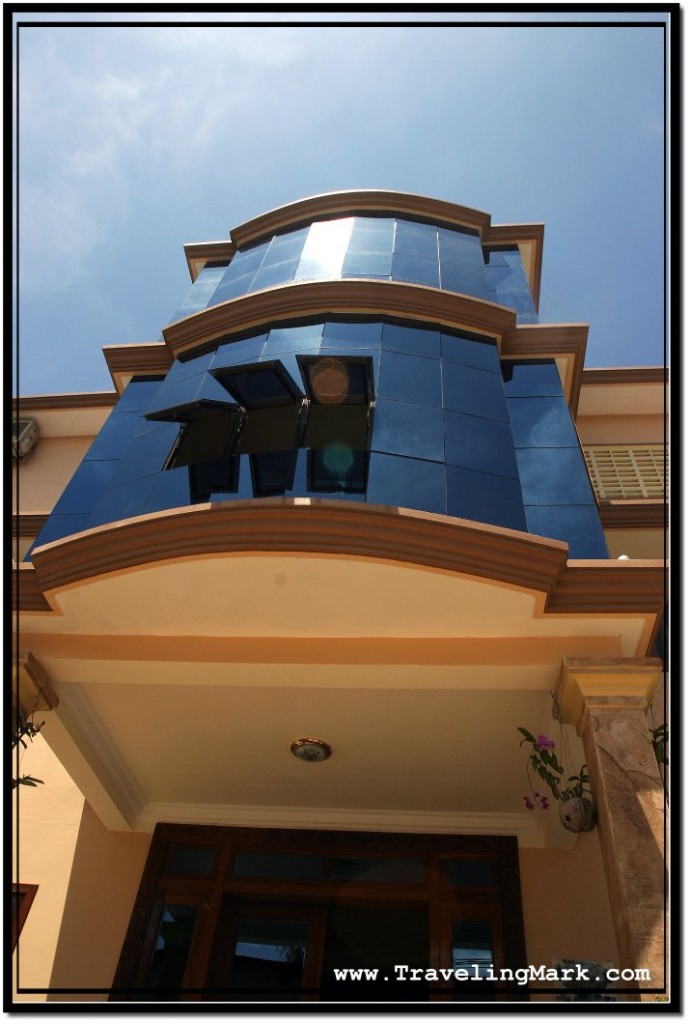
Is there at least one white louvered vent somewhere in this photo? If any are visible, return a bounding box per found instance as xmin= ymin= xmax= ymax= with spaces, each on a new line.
xmin=584 ymin=445 xmax=667 ymax=500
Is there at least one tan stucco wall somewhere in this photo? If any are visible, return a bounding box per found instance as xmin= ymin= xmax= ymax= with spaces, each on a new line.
xmin=13 ymin=735 xmax=85 ymax=1002
xmin=576 ymin=415 xmax=664 ymax=446
xmin=46 ymin=803 xmax=151 ymax=1001
xmin=604 ymin=527 xmax=666 ymax=560
xmin=13 ymin=436 xmax=96 ymax=513
xmin=520 ymin=831 xmax=619 ymax=999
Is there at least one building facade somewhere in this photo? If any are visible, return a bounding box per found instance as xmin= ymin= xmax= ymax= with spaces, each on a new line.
xmin=12 ymin=191 xmax=667 ymax=1005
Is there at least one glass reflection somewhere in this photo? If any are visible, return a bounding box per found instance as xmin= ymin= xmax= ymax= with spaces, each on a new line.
xmin=142 ymin=903 xmax=198 ymax=990
xmin=295 ymin=218 xmax=353 ymax=279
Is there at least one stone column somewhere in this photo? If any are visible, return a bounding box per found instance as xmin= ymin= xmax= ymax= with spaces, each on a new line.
xmin=554 ymin=658 xmax=666 ymax=1001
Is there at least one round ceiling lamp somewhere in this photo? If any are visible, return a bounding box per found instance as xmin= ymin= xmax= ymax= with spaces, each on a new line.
xmin=290 ymin=737 xmax=333 ymax=762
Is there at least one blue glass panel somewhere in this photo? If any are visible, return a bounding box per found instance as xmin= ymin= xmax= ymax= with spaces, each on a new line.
xmin=169 ymin=263 xmax=228 ymax=322
xmin=441 ymin=332 xmax=501 ymax=373
xmin=438 ymin=227 xmax=483 ymax=262
xmin=146 ymin=373 xmax=234 ymax=421
xmin=211 ymin=334 xmax=268 ymax=370
xmin=233 ymin=853 xmax=324 ymax=880
xmin=211 ymin=272 xmax=255 ymax=303
xmin=498 ymin=291 xmax=538 ymax=322
xmin=525 ymin=505 xmax=610 ymax=558
xmin=225 ymin=243 xmax=269 ymax=276
xmin=162 ymin=351 xmax=216 ymax=388
xmin=89 ymin=474 xmax=158 ymax=527
xmin=508 ymin=397 xmax=579 ymax=448
xmin=262 ymin=228 xmax=308 ymax=264
xmin=108 ymin=422 xmax=179 ymax=485
xmin=83 ymin=412 xmax=142 ymax=461
xmin=30 ymin=513 xmax=94 ymax=550
xmin=443 ymin=859 xmax=495 ymax=887
xmin=446 ymin=466 xmax=526 ymax=531
xmin=382 ymin=322 xmax=440 ymax=358
xmin=51 ymin=460 xmax=119 ymax=514
xmin=321 ymin=319 xmax=383 ymax=348
xmin=347 ymin=218 xmax=395 ymax=252
xmin=443 ymin=363 xmax=509 ymax=422
xmin=440 ymin=264 xmax=490 ymax=300
xmin=295 ymin=219 xmax=352 ymax=280
xmin=502 ymin=360 xmax=563 ymax=397
xmin=114 ymin=378 xmax=167 ymax=413
xmin=371 ymin=399 xmax=444 ymax=462
xmin=170 ymin=846 xmax=217 ymax=877
xmin=444 ymin=410 xmax=519 ymax=479
xmin=391 ymin=253 xmax=440 ymax=288
xmin=251 ymin=259 xmax=298 ymax=290
xmin=394 ymin=220 xmax=439 ymax=260
xmin=516 ymin=448 xmax=598 ymax=505
xmin=329 ymin=858 xmax=425 ymax=884
xmin=379 ymin=350 xmax=442 ymax=407
xmin=265 ymin=323 xmax=324 ymax=356
xmin=143 ymin=466 xmax=191 ymax=512
xmin=342 ymin=251 xmax=393 ymax=277
xmin=367 ymin=453 xmax=446 ymax=514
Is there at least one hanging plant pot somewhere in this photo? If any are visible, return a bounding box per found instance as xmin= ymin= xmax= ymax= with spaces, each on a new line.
xmin=559 ymin=796 xmax=597 ymax=833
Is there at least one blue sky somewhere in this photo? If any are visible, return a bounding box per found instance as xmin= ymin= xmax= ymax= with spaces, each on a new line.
xmin=15 ymin=11 xmax=671 ymax=396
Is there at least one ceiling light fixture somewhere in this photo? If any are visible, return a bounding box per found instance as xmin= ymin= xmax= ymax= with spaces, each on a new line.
xmin=290 ymin=737 xmax=333 ymax=762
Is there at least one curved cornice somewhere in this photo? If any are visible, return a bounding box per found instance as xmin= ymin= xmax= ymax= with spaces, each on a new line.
xmin=162 ymin=280 xmax=586 ymax=411
xmin=102 ymin=342 xmax=173 ymax=395
xmin=16 ymin=500 xmax=664 ymax=617
xmin=229 ymin=190 xmax=544 ymax=306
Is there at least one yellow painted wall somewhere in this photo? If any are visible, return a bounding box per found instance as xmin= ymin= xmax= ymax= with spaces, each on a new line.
xmin=13 ymin=436 xmax=95 ymax=512
xmin=520 ymin=832 xmax=619 ymax=999
xmin=12 ymin=735 xmax=85 ymax=1002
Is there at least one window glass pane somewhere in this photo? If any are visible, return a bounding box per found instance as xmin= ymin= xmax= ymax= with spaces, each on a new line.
xmin=443 ymin=859 xmax=495 ymax=887
xmin=169 ymin=845 xmax=218 ymax=876
xmin=525 ymin=504 xmax=610 ymax=558
xmin=321 ymin=318 xmax=383 ymax=348
xmin=329 ymin=857 xmax=425 ymax=883
xmin=142 ymin=903 xmax=198 ymax=990
xmin=394 ymin=220 xmax=439 ymax=260
xmin=379 ymin=350 xmax=442 ymax=407
xmin=382 ymin=321 xmax=440 ymax=358
xmin=342 ymin=251 xmax=393 ymax=277
xmin=441 ymin=332 xmax=500 ymax=373
xmin=446 ymin=466 xmax=526 ymax=531
xmin=227 ymin=917 xmax=309 ymax=1000
xmin=233 ymin=853 xmax=325 ymax=880
xmin=391 ymin=253 xmax=440 ymax=288
xmin=251 ymin=259 xmax=298 ymax=290
xmin=442 ymin=362 xmax=509 ymax=422
xmin=452 ymin=919 xmax=496 ymax=1001
xmin=516 ymin=447 xmax=597 ymax=505
xmin=508 ymin=396 xmax=579 ymax=448
xmin=295 ymin=218 xmax=353 ymax=279
xmin=371 ymin=399 xmax=445 ymax=462
xmin=502 ymin=360 xmax=563 ymax=397
xmin=367 ymin=453 xmax=446 ymax=514
xmin=347 ymin=220 xmax=395 ymax=253
xmin=444 ymin=410 xmax=519 ymax=479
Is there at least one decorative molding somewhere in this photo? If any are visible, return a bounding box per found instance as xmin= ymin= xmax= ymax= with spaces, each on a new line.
xmin=134 ymin=802 xmax=546 ymax=847
xmin=184 ymin=241 xmax=237 ymax=282
xmin=50 ymin=682 xmax=146 ymax=827
xmin=11 ymin=392 xmax=117 ymax=412
xmin=102 ymin=342 xmax=172 ymax=394
xmin=14 ymin=563 xmax=51 ymax=611
xmin=13 ymin=513 xmax=49 ymax=537
xmin=599 ymin=499 xmax=666 ymax=529
xmin=581 ymin=366 xmax=668 ymax=386
xmin=16 ymin=500 xmax=665 ymax=618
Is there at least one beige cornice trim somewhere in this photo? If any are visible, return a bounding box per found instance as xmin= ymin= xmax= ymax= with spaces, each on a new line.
xmin=230 ymin=190 xmax=544 ymax=308
xmin=184 ymin=241 xmax=237 ymax=283
xmin=12 ymin=392 xmax=117 ymax=411
xmin=503 ymin=323 xmax=588 ymax=411
xmin=15 ymin=500 xmax=664 ymax=617
xmin=599 ymin=500 xmax=666 ymax=529
xmin=13 ymin=513 xmax=49 ymax=537
xmin=14 ymin=563 xmax=52 ymax=611
xmin=581 ymin=366 xmax=668 ymax=386
xmin=102 ymin=342 xmax=173 ymax=394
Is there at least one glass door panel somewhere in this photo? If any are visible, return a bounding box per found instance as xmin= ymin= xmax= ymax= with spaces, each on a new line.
xmin=440 ymin=904 xmax=503 ymax=1002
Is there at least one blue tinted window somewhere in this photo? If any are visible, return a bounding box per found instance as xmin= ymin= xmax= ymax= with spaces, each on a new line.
xmin=211 ymin=273 xmax=255 ymax=302
xmin=372 ymin=399 xmax=445 ymax=462
xmin=440 ymin=264 xmax=490 ymax=300
xmin=394 ymin=220 xmax=439 ymax=260
xmin=348 ymin=218 xmax=395 ymax=253
xmin=525 ymin=505 xmax=610 ymax=558
xmin=211 ymin=334 xmax=268 ymax=370
xmin=516 ymin=448 xmax=598 ymax=505
xmin=252 ymin=259 xmax=298 ymax=289
xmin=391 ymin=253 xmax=440 ymax=288
xmin=51 ymin=460 xmax=119 ymax=515
xmin=89 ymin=474 xmax=158 ymax=526
xmin=83 ymin=412 xmax=143 ymax=461
xmin=114 ymin=378 xmax=167 ymax=413
xmin=29 ymin=513 xmax=93 ymax=551
xmin=265 ymin=323 xmax=324 ymax=356
xmin=109 ymin=422 xmax=179 ymax=484
xmin=508 ymin=397 xmax=579 ymax=448
xmin=143 ymin=466 xmax=191 ymax=512
xmin=226 ymin=243 xmax=269 ymax=276
xmin=502 ymin=360 xmax=563 ymax=397
xmin=441 ymin=332 xmax=500 ymax=373
xmin=146 ymin=373 xmax=234 ymax=421
xmin=438 ymin=227 xmax=483 ymax=263
xmin=444 ymin=410 xmax=519 ymax=479
xmin=379 ymin=350 xmax=441 ymax=407
xmin=381 ymin=321 xmax=440 ymax=358
xmin=321 ymin=319 xmax=383 ymax=348
xmin=342 ymin=251 xmax=393 ymax=277
xmin=262 ymin=228 xmax=308 ymax=264
xmin=163 ymin=351 xmax=215 ymax=388
xmin=443 ymin=363 xmax=509 ymax=422
xmin=367 ymin=453 xmax=446 ymax=514
xmin=446 ymin=466 xmax=526 ymax=531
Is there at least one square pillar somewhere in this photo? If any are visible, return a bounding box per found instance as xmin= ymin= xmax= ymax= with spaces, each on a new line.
xmin=554 ymin=658 xmax=666 ymax=1000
